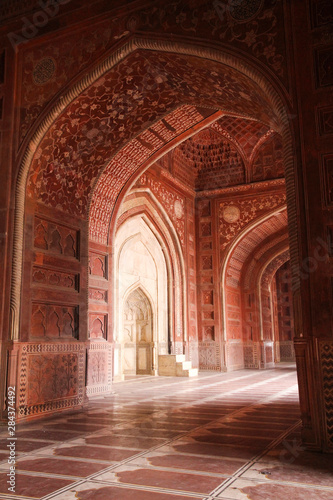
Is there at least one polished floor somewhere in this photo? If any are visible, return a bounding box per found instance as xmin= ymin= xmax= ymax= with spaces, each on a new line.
xmin=0 ymin=364 xmax=332 ymax=499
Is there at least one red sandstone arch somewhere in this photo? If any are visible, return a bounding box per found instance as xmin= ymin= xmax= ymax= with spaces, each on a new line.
xmin=220 ymin=206 xmax=288 ymax=369
xmin=10 ymin=37 xmax=296 ymax=345
xmin=241 ymin=232 xmax=289 ymax=343
xmin=115 ymin=189 xmax=187 ymax=351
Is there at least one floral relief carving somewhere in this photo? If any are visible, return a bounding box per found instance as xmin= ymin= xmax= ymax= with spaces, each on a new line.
xmin=19 ymin=19 xmax=125 ymax=142
xmin=27 ymin=353 xmax=78 ymax=405
xmin=89 ymin=352 xmax=107 ymax=385
xmin=138 ymin=0 xmax=287 ymax=78
xmin=199 ymin=341 xmax=221 ymax=370
xmin=17 ymin=0 xmax=287 ymax=143
xmin=219 ymin=192 xmax=286 ymax=250
xmin=26 ymin=50 xmax=278 ymax=225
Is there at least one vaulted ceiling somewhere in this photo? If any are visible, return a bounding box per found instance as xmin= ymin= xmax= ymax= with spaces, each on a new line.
xmin=156 ymin=115 xmax=284 ymax=192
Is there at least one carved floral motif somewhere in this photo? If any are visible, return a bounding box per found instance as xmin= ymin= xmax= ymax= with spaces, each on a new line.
xmin=26 ymin=49 xmax=278 ymax=225
xmin=17 ymin=0 xmax=287 ymax=144
xmin=219 ymin=192 xmax=286 ymax=249
xmin=27 ymin=353 xmax=78 ymax=405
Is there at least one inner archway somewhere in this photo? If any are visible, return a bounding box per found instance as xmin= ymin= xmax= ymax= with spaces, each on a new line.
xmin=123 ymin=287 xmax=153 ymax=376
xmin=114 ymin=214 xmax=169 ymax=379
xmin=9 ymin=36 xmax=303 ymax=431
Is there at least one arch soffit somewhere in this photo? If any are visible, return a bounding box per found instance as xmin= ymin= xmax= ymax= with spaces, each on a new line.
xmin=116 ymin=188 xmax=185 ymax=278
xmin=222 ymin=206 xmax=288 ymax=286
xmin=242 ymin=231 xmax=289 ymax=290
xmin=221 ymin=206 xmax=287 ymax=338
xmin=259 ymin=248 xmax=290 ymax=293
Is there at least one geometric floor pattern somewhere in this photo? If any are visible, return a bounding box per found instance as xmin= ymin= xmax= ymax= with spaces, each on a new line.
xmin=0 ymin=363 xmax=332 ymax=499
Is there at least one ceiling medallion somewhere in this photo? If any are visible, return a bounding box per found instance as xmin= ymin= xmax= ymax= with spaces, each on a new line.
xmin=222 ymin=205 xmax=241 ymax=223
xmin=229 ymin=0 xmax=264 ymax=22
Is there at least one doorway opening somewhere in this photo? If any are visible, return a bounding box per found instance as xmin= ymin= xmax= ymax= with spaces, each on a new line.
xmin=123 ymin=287 xmax=154 ymax=376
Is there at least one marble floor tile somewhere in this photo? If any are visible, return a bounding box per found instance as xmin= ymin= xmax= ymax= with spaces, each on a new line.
xmin=218 ymin=479 xmax=333 ymax=500
xmin=0 ymin=472 xmax=74 ymax=498
xmin=2 ymin=365 xmax=331 ymax=500
xmin=94 ymin=464 xmax=224 ymax=494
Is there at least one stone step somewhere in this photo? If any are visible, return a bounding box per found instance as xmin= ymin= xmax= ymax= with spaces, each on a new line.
xmin=181 ymin=361 xmax=192 ymax=370
xmin=158 ymin=354 xmax=198 ymax=377
xmin=177 ymin=368 xmax=199 ymax=377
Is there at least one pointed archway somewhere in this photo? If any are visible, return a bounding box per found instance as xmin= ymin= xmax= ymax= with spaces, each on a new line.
xmin=122 ymin=287 xmax=154 ymax=376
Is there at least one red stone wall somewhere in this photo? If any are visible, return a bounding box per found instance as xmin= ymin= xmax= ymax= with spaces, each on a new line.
xmin=275 ymin=261 xmax=294 ymax=342
xmin=0 ymin=0 xmax=331 ymax=452
xmin=195 ymin=181 xmax=286 ymax=371
xmin=275 ymin=261 xmax=295 ymax=362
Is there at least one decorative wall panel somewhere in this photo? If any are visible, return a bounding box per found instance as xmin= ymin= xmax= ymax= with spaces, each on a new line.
xmin=219 ymin=192 xmax=286 ymax=250
xmin=32 ymin=266 xmax=79 ymax=291
xmin=34 ymin=217 xmax=78 ymax=258
xmin=86 ymin=342 xmax=113 ymax=396
xmin=226 ymin=341 xmax=244 ymax=370
xmin=315 ymin=46 xmax=333 ymax=88
xmin=244 ymin=342 xmax=259 ymax=368
xmin=319 ymin=340 xmax=333 ymax=448
xmin=31 ymin=304 xmax=78 ymax=339
xmin=199 ymin=341 xmax=221 ymax=371
xmin=317 ymin=105 xmax=333 ymax=135
xmin=310 ymin=0 xmax=333 ymax=28
xmin=89 ymin=252 xmax=107 ymax=278
xmin=88 ymin=313 xmax=107 ymax=340
xmin=18 ymin=342 xmax=85 ymax=418
xmin=89 ymin=289 xmax=108 ymax=302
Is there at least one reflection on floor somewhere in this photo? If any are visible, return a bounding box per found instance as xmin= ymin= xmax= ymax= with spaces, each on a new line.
xmin=0 ymin=363 xmax=332 ymax=499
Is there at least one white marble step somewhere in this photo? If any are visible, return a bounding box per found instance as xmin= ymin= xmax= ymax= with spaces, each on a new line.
xmin=177 ymin=367 xmax=199 ymax=377
xmin=180 ymin=361 xmax=192 ymax=370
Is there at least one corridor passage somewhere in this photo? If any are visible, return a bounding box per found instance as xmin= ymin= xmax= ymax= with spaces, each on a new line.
xmin=0 ymin=365 xmax=332 ymax=499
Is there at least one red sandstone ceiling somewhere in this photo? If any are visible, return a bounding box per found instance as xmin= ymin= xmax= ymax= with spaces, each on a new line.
xmin=168 ymin=116 xmax=283 ymax=192
xmin=174 ymin=128 xmax=245 ymax=191
xmin=26 ymin=49 xmax=281 ymax=229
